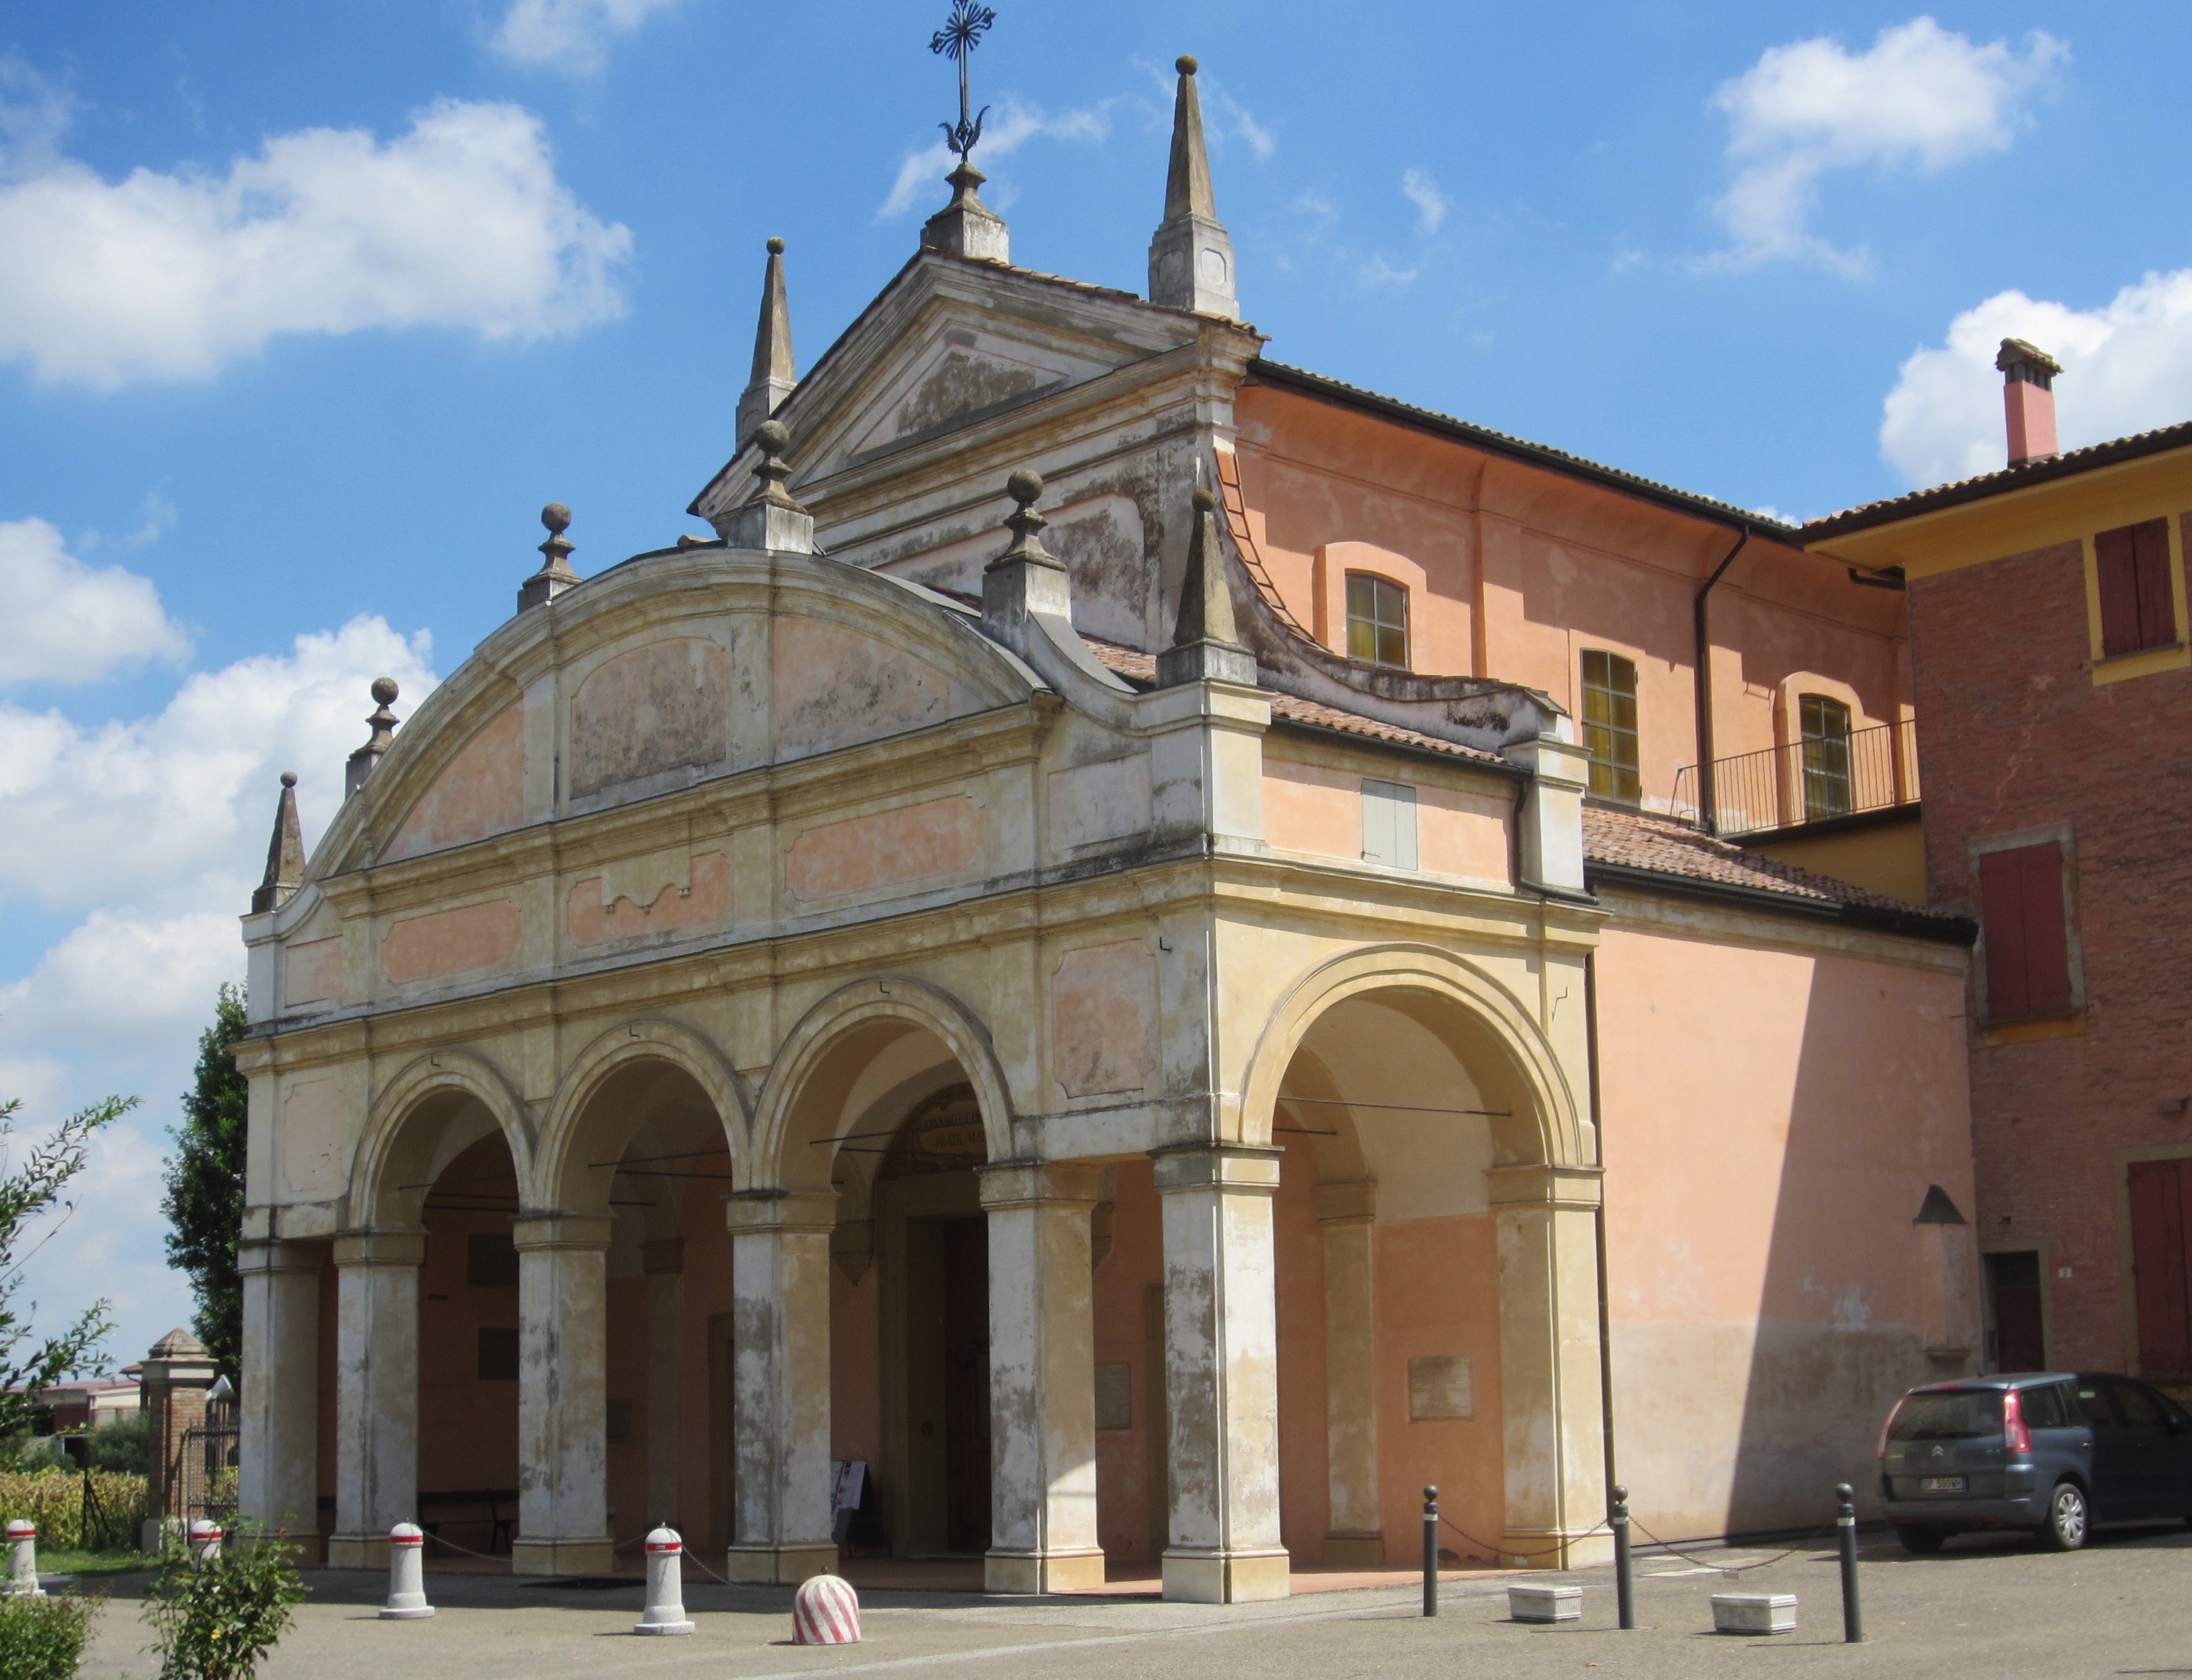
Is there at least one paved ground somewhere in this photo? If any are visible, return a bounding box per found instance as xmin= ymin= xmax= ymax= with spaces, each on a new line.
xmin=64 ymin=1522 xmax=2192 ymax=1679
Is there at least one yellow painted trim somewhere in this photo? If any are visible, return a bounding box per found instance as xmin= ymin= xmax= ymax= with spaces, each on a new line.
xmin=2078 ymin=516 xmax=2192 ymax=686
xmin=1807 ymin=448 xmax=2192 ymax=577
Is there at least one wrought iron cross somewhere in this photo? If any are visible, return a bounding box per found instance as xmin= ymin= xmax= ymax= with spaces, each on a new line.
xmin=930 ymin=1 xmax=997 ymax=161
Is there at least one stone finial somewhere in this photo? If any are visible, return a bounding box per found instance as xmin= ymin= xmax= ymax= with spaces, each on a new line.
xmin=982 ymin=468 xmax=1072 ymax=639
xmin=736 ymin=237 xmax=797 ymax=452
xmin=921 ymin=161 xmax=1011 ymax=265
xmin=518 ymin=502 xmax=582 ymax=613
xmin=250 ymin=771 xmax=306 ymax=914
xmin=1148 ymin=55 xmax=1239 ymax=319
xmin=720 ymin=419 xmax=815 ymax=554
xmin=1156 ymin=485 xmax=1255 ymax=687
xmin=345 ymin=677 xmax=400 ymax=799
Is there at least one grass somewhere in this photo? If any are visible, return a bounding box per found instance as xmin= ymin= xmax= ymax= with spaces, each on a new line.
xmin=28 ymin=1548 xmax=157 ymax=1579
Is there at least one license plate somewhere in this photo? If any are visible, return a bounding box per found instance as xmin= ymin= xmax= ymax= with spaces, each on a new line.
xmin=1920 ymin=1476 xmax=1967 ymax=1493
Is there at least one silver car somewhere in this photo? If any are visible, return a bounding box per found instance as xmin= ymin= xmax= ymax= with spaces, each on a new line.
xmin=1878 ymin=1373 xmax=2192 ymax=1553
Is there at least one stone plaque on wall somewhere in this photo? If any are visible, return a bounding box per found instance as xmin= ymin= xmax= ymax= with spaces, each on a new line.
xmin=1094 ymin=1361 xmax=1133 ymax=1431
xmin=1408 ymin=1355 xmax=1474 ymax=1421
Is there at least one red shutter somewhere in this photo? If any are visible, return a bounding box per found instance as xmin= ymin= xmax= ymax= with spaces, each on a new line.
xmin=2017 ymin=842 xmax=2073 ymax=1014
xmin=1979 ymin=849 xmax=2032 ymax=1019
xmin=2128 ymin=1159 xmax=2192 ymax=1377
xmin=2095 ymin=525 xmax=2144 ymax=656
xmin=2131 ymin=518 xmax=2175 ymax=651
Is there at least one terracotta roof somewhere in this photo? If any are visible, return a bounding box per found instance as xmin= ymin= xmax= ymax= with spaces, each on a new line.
xmin=1247 ymin=361 xmax=1795 ymax=538
xmin=1584 ymin=804 xmax=1967 ymax=936
xmin=1803 ymin=419 xmax=2192 ymax=541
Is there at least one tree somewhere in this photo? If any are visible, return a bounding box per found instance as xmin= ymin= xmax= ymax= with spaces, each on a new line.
xmin=0 ymin=1093 xmax=132 ymax=1441
xmin=163 ymin=985 xmax=249 ymax=1378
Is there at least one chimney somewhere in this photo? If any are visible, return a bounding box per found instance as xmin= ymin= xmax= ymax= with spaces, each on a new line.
xmin=1996 ymin=338 xmax=2061 ymax=467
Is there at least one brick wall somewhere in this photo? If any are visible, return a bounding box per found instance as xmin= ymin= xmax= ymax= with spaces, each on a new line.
xmin=1909 ymin=520 xmax=2192 ymax=1374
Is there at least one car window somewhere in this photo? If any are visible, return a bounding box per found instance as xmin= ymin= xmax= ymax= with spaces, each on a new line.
xmin=2147 ymin=1386 xmax=2192 ymax=1428
xmin=2019 ymin=1382 xmax=2068 ymax=1429
xmin=1888 ymin=1391 xmax=2003 ymax=1441
xmin=2107 ymin=1379 xmax=2164 ymax=1427
xmin=2070 ymin=1382 xmax=2118 ymax=1426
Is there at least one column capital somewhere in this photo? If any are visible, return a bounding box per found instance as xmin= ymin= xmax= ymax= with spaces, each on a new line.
xmin=640 ymin=1238 xmax=686 ymax=1277
xmin=723 ymin=1189 xmax=836 ymax=1235
xmin=237 ymin=1237 xmax=329 ymax=1277
xmin=1486 ymin=1164 xmax=1604 ymax=1211
xmin=1311 ymin=1180 xmax=1377 ymax=1226
xmin=511 ymin=1212 xmax=614 ymax=1252
xmin=1151 ymin=1143 xmax=1281 ymax=1196
xmin=331 ymin=1228 xmax=427 ymax=1269
xmin=976 ymin=1161 xmax=1104 ymax=1211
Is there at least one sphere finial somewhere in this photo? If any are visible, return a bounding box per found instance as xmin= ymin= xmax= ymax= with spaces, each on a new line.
xmin=767 ymin=236 xmax=786 ymax=255
xmin=279 ymin=770 xmax=297 ymax=788
xmin=1007 ymin=468 xmax=1044 ymax=507
xmin=541 ymin=502 xmax=571 ymax=536
xmin=1177 ymin=53 xmax=1198 ymax=75
xmin=755 ymin=419 xmax=790 ymax=460
xmin=1192 ymin=487 xmax=1216 ymax=513
xmin=371 ymin=676 xmax=399 ymax=707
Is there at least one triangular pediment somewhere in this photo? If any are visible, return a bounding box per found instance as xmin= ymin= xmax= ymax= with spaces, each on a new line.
xmin=692 ymin=255 xmax=1206 ymax=527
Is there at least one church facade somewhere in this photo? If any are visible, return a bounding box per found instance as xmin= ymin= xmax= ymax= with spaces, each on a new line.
xmin=235 ymin=61 xmax=1979 ymax=1600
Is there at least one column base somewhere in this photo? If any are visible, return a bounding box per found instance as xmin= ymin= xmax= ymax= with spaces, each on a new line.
xmin=325 ymin=1532 xmax=390 ymax=1571
xmin=724 ymin=1542 xmax=837 ymax=1585
xmin=1323 ymin=1532 xmax=1386 ymax=1569
xmin=984 ymin=1547 xmax=1107 ymax=1595
xmin=512 ymin=1536 xmax=616 ymax=1576
xmin=1500 ymin=1530 xmax=1614 ymax=1571
xmin=1162 ymin=1547 xmax=1290 ymax=1603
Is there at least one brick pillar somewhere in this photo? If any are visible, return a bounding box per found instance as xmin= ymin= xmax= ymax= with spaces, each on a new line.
xmin=139 ymin=1327 xmax=220 ymax=1551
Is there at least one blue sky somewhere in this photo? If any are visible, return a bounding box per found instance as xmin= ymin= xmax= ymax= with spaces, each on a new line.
xmin=3 ymin=1 xmax=2188 ymax=1363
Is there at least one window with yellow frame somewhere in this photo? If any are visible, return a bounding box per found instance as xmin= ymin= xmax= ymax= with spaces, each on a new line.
xmin=2082 ymin=512 xmax=2190 ymax=685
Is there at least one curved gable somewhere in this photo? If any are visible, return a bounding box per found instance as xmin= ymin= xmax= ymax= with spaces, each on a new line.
xmin=382 ymin=702 xmax=525 ymax=864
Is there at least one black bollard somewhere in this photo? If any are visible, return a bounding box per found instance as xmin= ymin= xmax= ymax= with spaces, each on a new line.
xmin=1836 ymin=1482 xmax=1863 ymax=1644
xmin=1422 ymin=1486 xmax=1439 ymax=1618
xmin=1611 ymin=1485 xmax=1634 ymax=1631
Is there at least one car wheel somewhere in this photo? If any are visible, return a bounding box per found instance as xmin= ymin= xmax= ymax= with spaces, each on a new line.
xmin=2038 ymin=1480 xmax=2088 ymax=1551
xmin=1896 ymin=1525 xmax=1948 ymax=1555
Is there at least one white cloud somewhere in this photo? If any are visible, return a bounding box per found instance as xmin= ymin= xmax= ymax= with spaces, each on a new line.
xmin=1708 ymin=17 xmax=2065 ymax=270
xmin=1880 ymin=270 xmax=2192 ymax=488
xmin=0 ymin=70 xmax=631 ymax=388
xmin=1211 ymin=88 xmax=1274 ymax=160
xmin=879 ymin=98 xmax=1114 ymax=220
xmin=489 ymin=0 xmax=683 ymax=74
xmin=0 ymin=614 xmax=437 ymax=912
xmin=0 ymin=912 xmax=241 ymax=1048
xmin=0 ymin=518 xmax=191 ymax=685
xmin=1401 ymin=168 xmax=1447 ymax=236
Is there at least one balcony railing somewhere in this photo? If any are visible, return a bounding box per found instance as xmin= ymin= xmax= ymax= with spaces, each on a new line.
xmin=1671 ymin=719 xmax=1919 ymax=838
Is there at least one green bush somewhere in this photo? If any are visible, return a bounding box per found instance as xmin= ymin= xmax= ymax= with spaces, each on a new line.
xmin=0 ymin=1472 xmax=148 ymax=1554
xmin=0 ymin=1592 xmax=100 ymax=1680
xmin=144 ymin=1525 xmax=306 ymax=1680
xmin=84 ymin=1415 xmax=148 ymax=1476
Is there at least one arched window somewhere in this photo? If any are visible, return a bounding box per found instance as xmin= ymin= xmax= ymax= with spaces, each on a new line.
xmin=1580 ymin=649 xmax=1640 ymax=804
xmin=1799 ymin=694 xmax=1853 ymax=820
xmin=1345 ymin=573 xmax=1409 ymax=669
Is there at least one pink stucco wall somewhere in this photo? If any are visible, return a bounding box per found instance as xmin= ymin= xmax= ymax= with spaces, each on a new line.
xmin=1594 ymin=917 xmax=1975 ymax=1537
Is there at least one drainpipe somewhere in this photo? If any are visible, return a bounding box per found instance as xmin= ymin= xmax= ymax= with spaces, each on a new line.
xmin=1586 ymin=949 xmax=1617 ymax=1508
xmin=1691 ymin=529 xmax=1750 ymax=833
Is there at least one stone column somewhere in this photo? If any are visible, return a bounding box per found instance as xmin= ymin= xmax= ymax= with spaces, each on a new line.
xmin=139 ymin=1327 xmax=220 ymax=1553
xmin=512 ymin=1214 xmax=614 ymax=1576
xmin=1488 ymin=1165 xmax=1610 ymax=1569
xmin=642 ymin=1239 xmax=684 ymax=1530
xmin=329 ymin=1229 xmax=425 ymax=1569
xmin=238 ymin=1238 xmax=326 ymax=1556
xmin=1153 ymin=1146 xmax=1288 ymax=1603
xmin=1315 ymin=1181 xmax=1382 ymax=1567
xmin=723 ymin=1191 xmax=836 ymax=1585
xmin=979 ymin=1162 xmax=1105 ymax=1594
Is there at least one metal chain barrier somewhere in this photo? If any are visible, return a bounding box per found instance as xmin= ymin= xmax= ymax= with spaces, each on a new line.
xmin=1438 ymin=1513 xmax=1611 ymax=1561
xmin=1628 ymin=1516 xmax=1834 ymax=1575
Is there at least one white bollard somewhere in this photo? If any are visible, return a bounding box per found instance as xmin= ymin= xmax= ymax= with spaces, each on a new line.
xmin=6 ymin=1519 xmax=44 ymax=1598
xmin=632 ymin=1527 xmax=694 ymax=1635
xmin=380 ymin=1524 xmax=435 ymax=1619
xmin=792 ymin=1574 xmax=861 ymax=1645
xmin=187 ymin=1519 xmax=224 ymax=1569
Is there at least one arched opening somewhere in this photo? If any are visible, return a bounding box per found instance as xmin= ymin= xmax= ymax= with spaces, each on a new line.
xmin=1254 ymin=976 xmax=1572 ymax=1572
xmin=543 ymin=1052 xmax=738 ymax=1561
